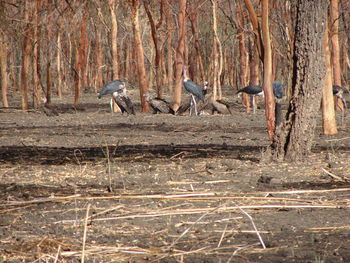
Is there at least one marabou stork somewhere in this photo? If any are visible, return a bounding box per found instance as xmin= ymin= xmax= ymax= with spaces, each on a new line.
xmin=332 ymin=85 xmax=348 ymax=110
xmin=144 ymin=93 xmax=175 ymax=114
xmin=182 ymin=66 xmax=205 ymax=115
xmin=113 ymin=89 xmax=135 ymax=115
xmin=98 ymin=80 xmax=126 ymax=112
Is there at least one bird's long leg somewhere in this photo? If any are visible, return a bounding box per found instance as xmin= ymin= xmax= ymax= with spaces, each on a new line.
xmin=192 ymin=95 xmax=198 ymax=115
xmin=251 ymin=95 xmax=256 ymax=114
xmin=110 ymin=98 xmax=114 ymax=114
xmin=189 ymin=96 xmax=193 ymax=115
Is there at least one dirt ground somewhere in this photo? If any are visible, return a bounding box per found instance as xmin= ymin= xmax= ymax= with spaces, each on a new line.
xmin=1 ymin=87 xmax=350 ymax=262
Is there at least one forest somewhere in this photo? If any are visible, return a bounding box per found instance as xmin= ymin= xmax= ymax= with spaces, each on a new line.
xmin=1 ymin=0 xmax=350 ymax=262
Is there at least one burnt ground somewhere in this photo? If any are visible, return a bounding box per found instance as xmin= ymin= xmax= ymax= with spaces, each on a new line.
xmin=0 ymin=87 xmax=350 ymax=262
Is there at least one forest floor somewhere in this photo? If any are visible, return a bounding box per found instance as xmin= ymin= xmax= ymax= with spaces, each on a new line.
xmin=0 ymin=87 xmax=350 ymax=263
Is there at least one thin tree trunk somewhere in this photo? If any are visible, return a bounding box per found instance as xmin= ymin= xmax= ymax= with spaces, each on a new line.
xmin=330 ymin=0 xmax=343 ymax=110
xmin=237 ymin=0 xmax=250 ymax=112
xmin=33 ymin=0 xmax=43 ymax=108
xmin=144 ymin=0 xmax=163 ymax=98
xmin=172 ymin=0 xmax=186 ymax=112
xmin=20 ymin=1 xmax=33 ymax=110
xmin=271 ymin=0 xmax=328 ymax=162
xmin=57 ymin=25 xmax=63 ymax=98
xmin=130 ymin=0 xmax=149 ymax=112
xmin=164 ymin=2 xmax=173 ymax=91
xmin=261 ymin=0 xmax=275 ymax=140
xmin=95 ymin=23 xmax=103 ymax=91
xmin=46 ymin=0 xmax=52 ymax=104
xmin=322 ymin=17 xmax=338 ymax=135
xmin=243 ymin=0 xmax=263 ymax=59
xmin=0 ymin=31 xmax=9 ymax=108
xmin=109 ymin=0 xmax=119 ymax=80
xmin=188 ymin=6 xmax=205 ymax=83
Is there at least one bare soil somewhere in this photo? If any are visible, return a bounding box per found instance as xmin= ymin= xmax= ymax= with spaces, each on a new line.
xmin=1 ymin=88 xmax=350 ymax=262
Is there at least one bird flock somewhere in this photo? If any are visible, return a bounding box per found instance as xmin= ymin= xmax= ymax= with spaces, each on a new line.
xmin=97 ymin=67 xmax=348 ymax=116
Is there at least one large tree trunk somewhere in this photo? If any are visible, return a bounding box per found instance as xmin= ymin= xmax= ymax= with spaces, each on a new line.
xmin=322 ymin=17 xmax=337 ymax=135
xmin=261 ymin=0 xmax=275 ymax=140
xmin=271 ymin=0 xmax=328 ymax=162
xmin=172 ymin=0 xmax=186 ymax=112
xmin=0 ymin=31 xmax=9 ymax=108
xmin=130 ymin=0 xmax=149 ymax=112
xmin=109 ymin=0 xmax=119 ymax=80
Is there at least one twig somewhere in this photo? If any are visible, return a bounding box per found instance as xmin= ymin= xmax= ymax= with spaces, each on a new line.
xmin=217 ymin=224 xmax=228 ymax=248
xmin=321 ymin=167 xmax=348 ymax=182
xmin=54 ymin=245 xmax=61 ymax=263
xmin=81 ymin=204 xmax=91 ymax=263
xmin=238 ymin=207 xmax=266 ymax=249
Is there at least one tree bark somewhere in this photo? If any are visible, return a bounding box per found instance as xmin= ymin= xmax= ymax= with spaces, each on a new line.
xmin=164 ymin=1 xmax=173 ymax=92
xmin=271 ymin=0 xmax=328 ymax=162
xmin=109 ymin=0 xmax=119 ymax=80
xmin=46 ymin=0 xmax=52 ymax=104
xmin=172 ymin=0 xmax=186 ymax=112
xmin=95 ymin=22 xmax=103 ymax=91
xmin=33 ymin=0 xmax=43 ymax=108
xmin=261 ymin=0 xmax=275 ymax=140
xmin=130 ymin=0 xmax=149 ymax=112
xmin=322 ymin=17 xmax=338 ymax=135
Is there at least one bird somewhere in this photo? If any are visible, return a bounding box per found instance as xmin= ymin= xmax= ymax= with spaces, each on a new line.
xmin=236 ymin=85 xmax=263 ymax=96
xmin=182 ymin=66 xmax=205 ymax=115
xmin=144 ymin=93 xmax=175 ymax=114
xmin=333 ymin=85 xmax=348 ymax=110
xmin=237 ymin=85 xmax=263 ymax=114
xmin=113 ymin=89 xmax=135 ymax=115
xmin=272 ymin=82 xmax=283 ymax=99
xmin=97 ymin=80 xmax=126 ymax=112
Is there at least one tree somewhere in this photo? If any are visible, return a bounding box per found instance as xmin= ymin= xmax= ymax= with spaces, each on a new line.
xmin=261 ymin=0 xmax=274 ymax=140
xmin=172 ymin=0 xmax=186 ymax=112
xmin=271 ymin=0 xmax=328 ymax=162
xmin=109 ymin=0 xmax=119 ymax=80
xmin=0 ymin=31 xmax=9 ymax=108
xmin=322 ymin=16 xmax=337 ymax=135
xmin=129 ymin=0 xmax=149 ymax=112
xmin=330 ymin=0 xmax=344 ymax=110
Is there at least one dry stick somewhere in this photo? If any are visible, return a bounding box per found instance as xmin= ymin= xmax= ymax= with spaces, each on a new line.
xmin=321 ymin=167 xmax=348 ymax=182
xmin=167 ymin=204 xmax=224 ymax=250
xmin=54 ymin=245 xmax=61 ymax=263
xmin=81 ymin=204 xmax=91 ymax=263
xmin=238 ymin=207 xmax=266 ymax=249
xmin=217 ymin=223 xmax=228 ymax=248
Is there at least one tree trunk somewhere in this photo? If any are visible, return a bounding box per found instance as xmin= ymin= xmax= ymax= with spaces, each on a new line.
xmin=46 ymin=0 xmax=52 ymax=104
xmin=33 ymin=0 xmax=43 ymax=108
xmin=172 ymin=0 xmax=186 ymax=112
xmin=243 ymin=0 xmax=263 ymax=59
xmin=56 ymin=23 xmax=63 ymax=99
xmin=211 ymin=0 xmax=219 ymax=101
xmin=20 ymin=1 xmax=33 ymax=111
xmin=95 ymin=22 xmax=103 ymax=91
xmin=261 ymin=0 xmax=275 ymax=140
xmin=130 ymin=0 xmax=149 ymax=112
xmin=322 ymin=17 xmax=338 ymax=135
xmin=271 ymin=0 xmax=328 ymax=162
xmin=144 ymin=0 xmax=163 ymax=98
xmin=0 ymin=31 xmax=9 ymax=108
xmin=109 ymin=0 xmax=119 ymax=80
xmin=237 ymin=0 xmax=250 ymax=112
xmin=330 ymin=0 xmax=343 ymax=110
xmin=164 ymin=1 xmax=173 ymax=92
xmin=188 ymin=5 xmax=205 ymax=83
